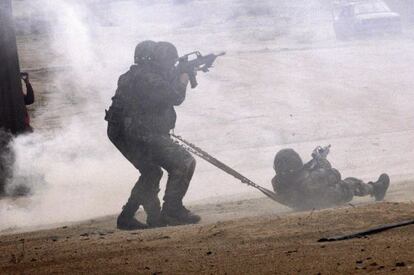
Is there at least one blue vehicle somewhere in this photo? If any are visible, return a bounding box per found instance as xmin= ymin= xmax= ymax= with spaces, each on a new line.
xmin=333 ymin=0 xmax=402 ymax=40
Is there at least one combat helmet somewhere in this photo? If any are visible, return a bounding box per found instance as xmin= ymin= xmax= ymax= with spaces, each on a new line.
xmin=274 ymin=148 xmax=304 ymax=176
xmin=134 ymin=40 xmax=157 ymax=64
xmin=153 ymin=41 xmax=179 ymax=70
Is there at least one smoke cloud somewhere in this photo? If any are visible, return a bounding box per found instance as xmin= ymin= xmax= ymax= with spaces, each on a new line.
xmin=1 ymin=0 xmax=413 ymax=231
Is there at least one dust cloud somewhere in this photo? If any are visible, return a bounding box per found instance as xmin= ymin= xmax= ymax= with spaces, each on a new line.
xmin=1 ymin=0 xmax=413 ymax=231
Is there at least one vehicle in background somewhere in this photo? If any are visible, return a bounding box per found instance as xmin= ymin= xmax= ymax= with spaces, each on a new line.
xmin=332 ymin=0 xmax=402 ymax=40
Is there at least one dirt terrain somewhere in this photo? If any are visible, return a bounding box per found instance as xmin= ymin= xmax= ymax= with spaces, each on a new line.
xmin=1 ymin=200 xmax=414 ymax=274
xmin=1 ymin=1 xmax=414 ymax=274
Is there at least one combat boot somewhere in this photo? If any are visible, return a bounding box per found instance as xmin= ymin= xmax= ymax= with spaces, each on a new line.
xmin=161 ymin=203 xmax=201 ymax=226
xmin=142 ymin=195 xmax=167 ymax=228
xmin=369 ymin=173 xmax=390 ymax=201
xmin=145 ymin=201 xmax=167 ymax=228
xmin=117 ymin=205 xmax=147 ymax=230
xmin=147 ymin=214 xmax=167 ymax=228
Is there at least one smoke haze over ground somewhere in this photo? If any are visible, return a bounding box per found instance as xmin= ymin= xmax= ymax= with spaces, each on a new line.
xmin=1 ymin=0 xmax=413 ymax=231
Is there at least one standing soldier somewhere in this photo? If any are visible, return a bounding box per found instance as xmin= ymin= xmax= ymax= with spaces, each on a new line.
xmin=271 ymin=147 xmax=390 ymax=210
xmin=105 ymin=41 xmax=200 ymax=230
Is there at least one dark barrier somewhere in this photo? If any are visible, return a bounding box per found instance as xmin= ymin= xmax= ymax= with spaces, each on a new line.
xmin=0 ymin=0 xmax=26 ymax=134
xmin=0 ymin=129 xmax=14 ymax=196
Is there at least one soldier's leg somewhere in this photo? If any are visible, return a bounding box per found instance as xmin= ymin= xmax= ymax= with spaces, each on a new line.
xmin=148 ymin=136 xmax=199 ymax=225
xmin=124 ymin=164 xmax=164 ymax=227
xmin=315 ymin=168 xmax=355 ymax=207
xmin=371 ymin=174 xmax=390 ymax=201
xmin=342 ymin=174 xmax=390 ymax=201
xmin=163 ymin=154 xmax=195 ymax=208
xmin=111 ymin=128 xmax=164 ymax=229
xmin=117 ymin=164 xmax=163 ymax=230
xmin=342 ymin=177 xmax=373 ymax=197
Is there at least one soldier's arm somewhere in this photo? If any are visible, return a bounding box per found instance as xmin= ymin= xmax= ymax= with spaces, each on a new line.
xmin=144 ymin=72 xmax=188 ymax=106
xmin=303 ymin=158 xmax=332 ymax=171
xmin=23 ymin=81 xmax=34 ymax=105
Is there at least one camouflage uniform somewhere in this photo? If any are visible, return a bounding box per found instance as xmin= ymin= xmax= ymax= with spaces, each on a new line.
xmin=106 ymin=41 xmax=199 ymax=229
xmin=271 ymin=148 xmax=389 ymax=210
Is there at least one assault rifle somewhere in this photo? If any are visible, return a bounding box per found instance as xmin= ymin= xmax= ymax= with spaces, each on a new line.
xmin=176 ymin=51 xmax=225 ymax=88
xmin=307 ymin=144 xmax=331 ymax=170
xmin=311 ymin=144 xmax=331 ymax=160
xmin=171 ymin=134 xmax=289 ymax=205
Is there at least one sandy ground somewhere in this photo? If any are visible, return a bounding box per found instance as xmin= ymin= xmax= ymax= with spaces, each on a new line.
xmin=2 ymin=1 xmax=414 ymax=274
xmin=1 ymin=199 xmax=414 ymax=274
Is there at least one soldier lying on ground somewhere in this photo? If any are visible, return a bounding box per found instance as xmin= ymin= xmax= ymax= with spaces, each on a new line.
xmin=271 ymin=146 xmax=390 ymax=210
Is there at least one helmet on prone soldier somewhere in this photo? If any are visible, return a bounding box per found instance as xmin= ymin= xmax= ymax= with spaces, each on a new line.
xmin=153 ymin=41 xmax=179 ymax=70
xmin=134 ymin=40 xmax=157 ymax=64
xmin=274 ymin=148 xmax=303 ymax=176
